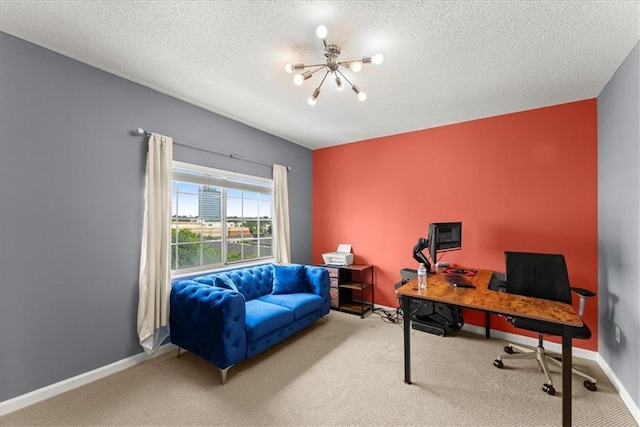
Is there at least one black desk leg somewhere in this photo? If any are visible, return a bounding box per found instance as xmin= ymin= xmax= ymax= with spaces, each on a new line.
xmin=485 ymin=312 xmax=491 ymax=338
xmin=402 ymin=295 xmax=412 ymax=384
xmin=562 ymin=325 xmax=572 ymax=427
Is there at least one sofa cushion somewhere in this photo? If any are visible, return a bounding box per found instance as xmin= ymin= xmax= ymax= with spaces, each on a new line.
xmin=214 ymin=274 xmax=239 ymax=292
xmin=225 ymin=265 xmax=274 ymax=301
xmin=272 ymin=264 xmax=309 ymax=294
xmin=244 ymin=299 xmax=294 ymax=342
xmin=258 ymin=293 xmax=325 ymax=320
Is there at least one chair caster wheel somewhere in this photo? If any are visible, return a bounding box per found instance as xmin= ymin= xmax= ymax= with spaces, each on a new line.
xmin=504 ymin=346 xmax=514 ymax=354
xmin=584 ymin=381 xmax=597 ymax=391
xmin=493 ymin=359 xmax=504 ymax=369
xmin=542 ymin=384 xmax=555 ymax=395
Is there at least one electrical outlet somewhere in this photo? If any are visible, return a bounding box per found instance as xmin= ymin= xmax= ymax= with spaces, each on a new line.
xmin=615 ymin=325 xmax=621 ymax=344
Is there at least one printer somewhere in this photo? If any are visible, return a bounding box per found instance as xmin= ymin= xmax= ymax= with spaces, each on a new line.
xmin=322 ymin=244 xmax=354 ymax=266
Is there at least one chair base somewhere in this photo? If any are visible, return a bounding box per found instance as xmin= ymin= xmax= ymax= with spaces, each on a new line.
xmin=494 ymin=339 xmax=597 ymax=394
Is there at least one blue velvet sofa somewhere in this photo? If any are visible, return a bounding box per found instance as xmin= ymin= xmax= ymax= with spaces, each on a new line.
xmin=170 ymin=263 xmax=330 ymax=383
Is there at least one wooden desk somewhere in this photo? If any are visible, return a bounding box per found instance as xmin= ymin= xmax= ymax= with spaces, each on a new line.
xmin=396 ymin=268 xmax=583 ymax=427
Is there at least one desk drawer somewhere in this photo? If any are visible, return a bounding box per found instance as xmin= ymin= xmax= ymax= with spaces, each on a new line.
xmin=330 ymin=287 xmax=340 ymax=308
xmin=325 ymin=267 xmax=340 ymax=278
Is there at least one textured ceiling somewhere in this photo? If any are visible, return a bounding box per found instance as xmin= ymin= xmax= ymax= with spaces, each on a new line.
xmin=1 ymin=1 xmax=639 ymax=150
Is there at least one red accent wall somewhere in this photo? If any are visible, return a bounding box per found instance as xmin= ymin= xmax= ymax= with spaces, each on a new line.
xmin=312 ymin=99 xmax=598 ymax=351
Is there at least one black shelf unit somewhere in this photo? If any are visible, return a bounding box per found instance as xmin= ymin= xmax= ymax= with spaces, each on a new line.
xmin=319 ymin=264 xmax=374 ymax=318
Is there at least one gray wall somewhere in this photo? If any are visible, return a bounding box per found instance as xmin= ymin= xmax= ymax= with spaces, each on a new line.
xmin=0 ymin=32 xmax=312 ymax=401
xmin=597 ymin=40 xmax=640 ymax=409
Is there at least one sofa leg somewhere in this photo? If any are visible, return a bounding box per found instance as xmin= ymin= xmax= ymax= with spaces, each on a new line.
xmin=323 ymin=316 xmax=327 ymax=325
xmin=219 ymin=366 xmax=232 ymax=385
xmin=177 ymin=347 xmax=182 ymax=359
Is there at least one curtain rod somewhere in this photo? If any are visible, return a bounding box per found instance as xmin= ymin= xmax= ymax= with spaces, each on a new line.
xmin=135 ymin=128 xmax=291 ymax=171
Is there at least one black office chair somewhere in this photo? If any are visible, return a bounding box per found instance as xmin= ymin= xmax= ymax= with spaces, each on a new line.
xmin=493 ymin=251 xmax=597 ymax=395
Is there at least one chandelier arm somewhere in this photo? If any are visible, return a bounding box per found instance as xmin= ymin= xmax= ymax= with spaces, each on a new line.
xmin=337 ymin=59 xmax=368 ymax=66
xmin=317 ymin=70 xmax=330 ymax=90
xmin=336 ymin=69 xmax=357 ymax=89
xmin=298 ymin=63 xmax=328 ymax=69
xmin=309 ymin=66 xmax=328 ymax=75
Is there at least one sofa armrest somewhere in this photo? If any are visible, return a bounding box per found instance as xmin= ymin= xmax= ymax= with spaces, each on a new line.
xmin=305 ymin=266 xmax=331 ymax=313
xmin=170 ymin=280 xmax=246 ymax=369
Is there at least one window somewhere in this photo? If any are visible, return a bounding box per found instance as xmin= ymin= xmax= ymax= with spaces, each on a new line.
xmin=171 ymin=161 xmax=273 ymax=273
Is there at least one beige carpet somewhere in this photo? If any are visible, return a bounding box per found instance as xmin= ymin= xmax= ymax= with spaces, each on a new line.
xmin=1 ymin=310 xmax=637 ymax=426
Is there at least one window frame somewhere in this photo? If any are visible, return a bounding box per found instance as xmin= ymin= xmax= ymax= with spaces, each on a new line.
xmin=171 ymin=161 xmax=274 ymax=276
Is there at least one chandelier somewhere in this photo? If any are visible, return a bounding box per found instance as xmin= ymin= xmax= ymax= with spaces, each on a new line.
xmin=285 ymin=25 xmax=383 ymax=105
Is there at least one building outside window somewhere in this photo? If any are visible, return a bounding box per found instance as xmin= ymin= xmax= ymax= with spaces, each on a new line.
xmin=198 ymin=187 xmax=222 ymax=220
xmin=171 ymin=161 xmax=273 ymax=273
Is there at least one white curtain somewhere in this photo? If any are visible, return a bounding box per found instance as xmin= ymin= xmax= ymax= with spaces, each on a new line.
xmin=273 ymin=164 xmax=291 ymax=264
xmin=137 ymin=133 xmax=173 ymax=354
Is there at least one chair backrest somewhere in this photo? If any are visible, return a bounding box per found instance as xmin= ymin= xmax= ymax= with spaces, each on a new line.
xmin=504 ymin=251 xmax=572 ymax=305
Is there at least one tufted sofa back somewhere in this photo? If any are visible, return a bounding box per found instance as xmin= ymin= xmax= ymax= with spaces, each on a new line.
xmin=223 ymin=265 xmax=274 ymax=301
xmin=188 ymin=264 xmax=275 ymax=301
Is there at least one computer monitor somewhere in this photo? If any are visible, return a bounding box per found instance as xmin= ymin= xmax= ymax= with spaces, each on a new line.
xmin=428 ymin=222 xmax=462 ymax=265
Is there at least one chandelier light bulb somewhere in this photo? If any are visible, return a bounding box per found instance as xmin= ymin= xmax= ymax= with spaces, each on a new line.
xmin=316 ymin=25 xmax=328 ymax=40
xmin=371 ymin=53 xmax=384 ymax=65
xmin=352 ymin=84 xmax=365 ymax=101
xmin=293 ymin=74 xmax=304 ymax=85
xmin=308 ymin=87 xmax=321 ymax=106
xmin=285 ymin=63 xmax=293 ymax=73
xmin=349 ymin=61 xmax=363 ymax=72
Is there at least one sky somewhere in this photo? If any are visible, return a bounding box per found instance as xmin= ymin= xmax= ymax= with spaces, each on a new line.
xmin=172 ymin=182 xmax=271 ymax=218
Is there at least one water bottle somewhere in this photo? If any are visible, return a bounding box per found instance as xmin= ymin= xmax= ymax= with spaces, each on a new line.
xmin=418 ymin=263 xmax=427 ymax=290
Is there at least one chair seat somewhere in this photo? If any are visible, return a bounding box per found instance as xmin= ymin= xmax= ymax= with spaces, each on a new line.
xmin=511 ymin=316 xmax=591 ymax=340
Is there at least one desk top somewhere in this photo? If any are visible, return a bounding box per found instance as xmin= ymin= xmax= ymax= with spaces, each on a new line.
xmin=396 ymin=268 xmax=582 ymax=327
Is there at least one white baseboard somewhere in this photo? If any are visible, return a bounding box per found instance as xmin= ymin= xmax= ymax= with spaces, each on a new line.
xmin=378 ymin=301 xmax=640 ymax=422
xmin=0 ymin=343 xmax=177 ymax=416
xmin=375 ymin=305 xmax=638 ymax=422
xmin=3 ymin=312 xmax=639 ymax=425
xmin=596 ymin=353 xmax=640 ymax=425
xmin=461 ymin=323 xmax=598 ymax=360
xmin=462 ymin=325 xmax=640 ymax=425
xmin=464 ymin=323 xmax=639 ymax=422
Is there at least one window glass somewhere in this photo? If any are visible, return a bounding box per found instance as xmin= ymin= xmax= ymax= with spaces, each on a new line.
xmin=171 ymin=161 xmax=274 ymax=273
